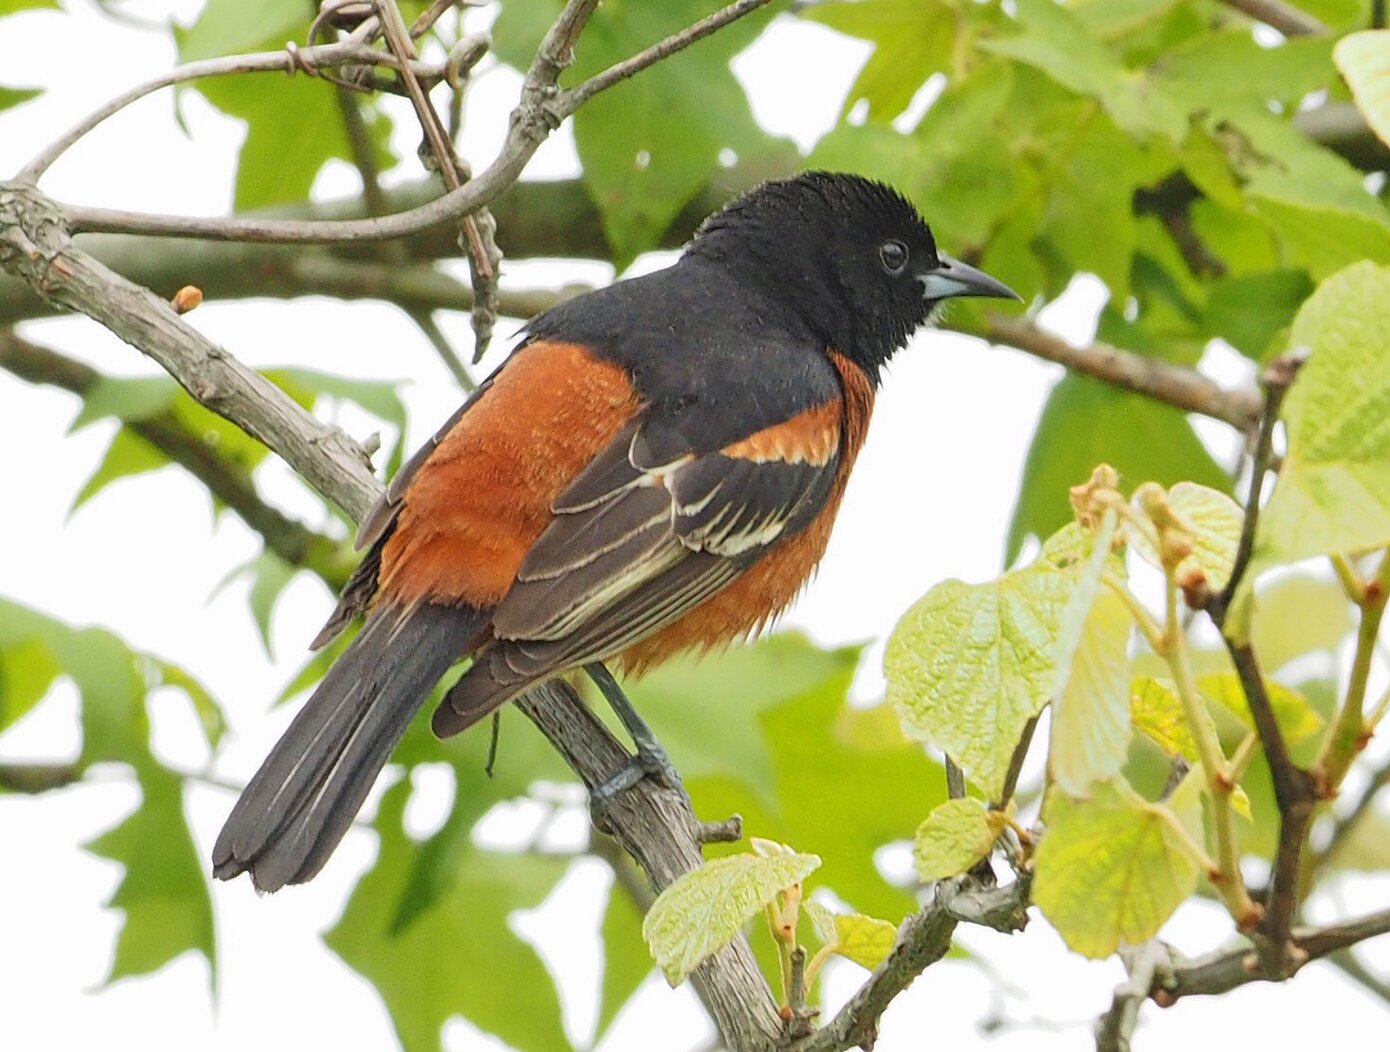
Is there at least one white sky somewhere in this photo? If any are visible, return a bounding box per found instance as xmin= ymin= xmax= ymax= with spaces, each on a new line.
xmin=1 ymin=2 xmax=1387 ymax=1050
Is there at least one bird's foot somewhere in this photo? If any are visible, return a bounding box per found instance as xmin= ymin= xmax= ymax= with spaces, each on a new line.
xmin=588 ymin=736 xmax=687 ymax=832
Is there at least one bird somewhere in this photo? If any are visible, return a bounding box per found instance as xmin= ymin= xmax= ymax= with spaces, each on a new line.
xmin=212 ymin=170 xmax=1019 ymax=892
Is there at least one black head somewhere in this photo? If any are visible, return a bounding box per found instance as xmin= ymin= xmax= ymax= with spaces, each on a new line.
xmin=685 ymin=171 xmax=1018 ymax=382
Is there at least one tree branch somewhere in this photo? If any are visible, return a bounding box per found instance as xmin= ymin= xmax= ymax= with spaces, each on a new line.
xmin=792 ymin=878 xmax=1030 ymax=1052
xmin=1160 ymin=907 xmax=1390 ymax=1001
xmin=982 ymin=315 xmax=1264 ymax=431
xmin=1095 ymin=942 xmax=1168 ymax=1052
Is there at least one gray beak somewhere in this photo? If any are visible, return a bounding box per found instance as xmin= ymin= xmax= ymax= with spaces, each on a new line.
xmin=918 ymin=254 xmax=1020 ymax=302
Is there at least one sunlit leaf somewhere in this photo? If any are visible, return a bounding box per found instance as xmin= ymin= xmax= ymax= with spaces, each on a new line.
xmin=886 ymin=562 xmax=1073 ymax=798
xmin=643 ymin=844 xmax=820 ymax=985
xmin=1033 ymin=779 xmax=1203 ymax=958
xmin=1334 ymin=30 xmax=1390 ymax=150
xmin=1252 ymin=262 xmax=1390 ymax=573
xmin=914 ymin=797 xmax=1007 ymax=879
xmin=1129 ymin=482 xmax=1243 ymax=591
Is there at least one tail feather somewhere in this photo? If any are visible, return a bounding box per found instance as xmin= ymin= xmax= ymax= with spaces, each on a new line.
xmin=213 ymin=602 xmax=486 ymax=892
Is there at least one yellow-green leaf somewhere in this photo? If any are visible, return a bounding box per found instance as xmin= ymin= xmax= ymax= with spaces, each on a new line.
xmin=643 ymin=846 xmax=820 ymax=986
xmin=886 ymin=563 xmax=1073 ymax=798
xmin=831 ymin=912 xmax=899 ymax=971
xmin=1130 ymin=482 xmax=1243 ymax=590
xmin=1196 ymin=673 xmax=1324 ymax=744
xmin=914 ymin=798 xmax=1007 ymax=880
xmin=1336 ymin=31 xmax=1390 ymax=149
xmin=1130 ymin=678 xmax=1199 ymax=761
xmin=1048 ymin=514 xmax=1133 ymax=794
xmin=1250 ymin=575 xmax=1354 ymax=669
xmin=1252 ymin=263 xmax=1390 ymax=572
xmin=1033 ymin=779 xmax=1203 ymax=958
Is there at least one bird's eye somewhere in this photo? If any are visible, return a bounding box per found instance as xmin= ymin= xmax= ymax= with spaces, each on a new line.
xmin=879 ymin=239 xmax=909 ymax=275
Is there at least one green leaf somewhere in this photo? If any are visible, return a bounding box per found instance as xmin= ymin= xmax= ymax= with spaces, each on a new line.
xmin=85 ymin=765 xmax=216 ymax=982
xmin=0 ymin=84 xmax=40 ymax=111
xmin=0 ymin=0 xmax=57 ymax=14
xmin=597 ymin=878 xmax=652 ymax=1040
xmin=155 ymin=660 xmax=228 ymax=750
xmin=981 ymin=0 xmax=1183 ymax=140
xmin=247 ymin=550 xmax=297 ymax=656
xmin=827 ymin=911 xmax=899 ymax=971
xmin=1249 ymin=574 xmax=1354 ymax=669
xmin=623 ymin=634 xmax=858 ymax=807
xmin=72 ymin=428 xmax=172 ymax=512
xmin=1047 ymin=518 xmax=1133 ymax=795
xmin=0 ymin=636 xmax=60 ymax=733
xmin=1204 ymin=270 xmax=1313 ymax=361
xmin=914 ymin=797 xmax=1006 ymax=879
xmin=1033 ymin=779 xmax=1203 ymax=958
xmin=1007 ymin=375 xmax=1229 ymax=563
xmin=643 ymin=844 xmax=821 ymax=986
xmin=1154 ymin=32 xmax=1334 ymax=112
xmin=326 ymin=780 xmax=573 ymax=1052
xmin=1252 ymin=262 xmax=1390 ymax=571
xmin=1196 ymin=673 xmax=1323 ymax=744
xmin=805 ymin=0 xmax=955 ymax=122
xmin=71 ymin=375 xmax=177 ymax=431
xmin=886 ymin=561 xmax=1073 ymax=798
xmin=177 ymin=0 xmax=306 ymax=61
xmin=1129 ymin=677 xmax=1198 ymax=761
xmin=271 ymin=368 xmax=407 ymax=475
xmin=1130 ymin=482 xmax=1243 ymax=591
xmin=1336 ymin=31 xmax=1390 ymax=150
xmin=494 ymin=0 xmax=783 ymax=267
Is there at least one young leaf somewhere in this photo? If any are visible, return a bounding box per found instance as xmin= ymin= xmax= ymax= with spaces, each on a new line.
xmin=1196 ymin=673 xmax=1323 ymax=744
xmin=1335 ymin=31 xmax=1390 ymax=150
xmin=642 ymin=846 xmax=821 ymax=986
xmin=914 ymin=798 xmax=1007 ymax=880
xmin=1130 ymin=677 xmax=1199 ymax=761
xmin=1129 ymin=483 xmax=1243 ymax=590
xmin=886 ymin=562 xmax=1073 ymax=798
xmin=829 ymin=912 xmax=899 ymax=971
xmin=1033 ymin=779 xmax=1202 ymax=958
xmin=1048 ymin=514 xmax=1133 ymax=794
xmin=1252 ymin=262 xmax=1390 ymax=572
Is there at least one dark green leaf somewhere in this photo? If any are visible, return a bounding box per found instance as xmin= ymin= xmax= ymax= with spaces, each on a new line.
xmin=1204 ymin=270 xmax=1312 ymax=360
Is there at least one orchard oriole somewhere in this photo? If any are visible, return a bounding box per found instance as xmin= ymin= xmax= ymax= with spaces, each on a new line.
xmin=213 ymin=170 xmax=1019 ymax=892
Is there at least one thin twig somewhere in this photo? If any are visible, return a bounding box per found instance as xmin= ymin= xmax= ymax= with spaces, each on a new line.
xmin=1218 ymin=0 xmax=1329 ymax=36
xmin=1315 ymin=752 xmax=1390 ymax=870
xmin=792 ymin=878 xmax=1030 ymax=1052
xmin=1201 ymin=352 xmax=1318 ymax=970
xmin=562 ymin=0 xmax=775 ymax=110
xmin=16 ymin=39 xmax=437 ymax=184
xmin=1158 ymin=907 xmax=1390 ymax=1001
xmin=407 ymin=308 xmax=476 ymax=391
xmin=1095 ymin=942 xmax=1169 ymax=1052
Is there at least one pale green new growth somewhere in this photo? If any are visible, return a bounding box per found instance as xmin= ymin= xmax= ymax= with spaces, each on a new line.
xmin=914 ymin=797 xmax=1008 ymax=880
xmin=1129 ymin=482 xmax=1242 ymax=589
xmin=1254 ymin=263 xmax=1390 ymax=573
xmin=642 ymin=844 xmax=820 ymax=986
xmin=1336 ymin=32 xmax=1390 ymax=151
xmin=885 ymin=564 xmax=1073 ymax=798
xmin=804 ymin=901 xmax=898 ymax=971
xmin=1048 ymin=514 xmax=1133 ymax=794
xmin=1033 ymin=779 xmax=1203 ymax=959
xmin=1196 ymin=672 xmax=1323 ymax=744
xmin=1130 ymin=677 xmax=1200 ymax=761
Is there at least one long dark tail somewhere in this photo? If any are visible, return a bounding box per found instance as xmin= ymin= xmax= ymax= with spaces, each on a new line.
xmin=212 ymin=601 xmax=486 ymax=892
